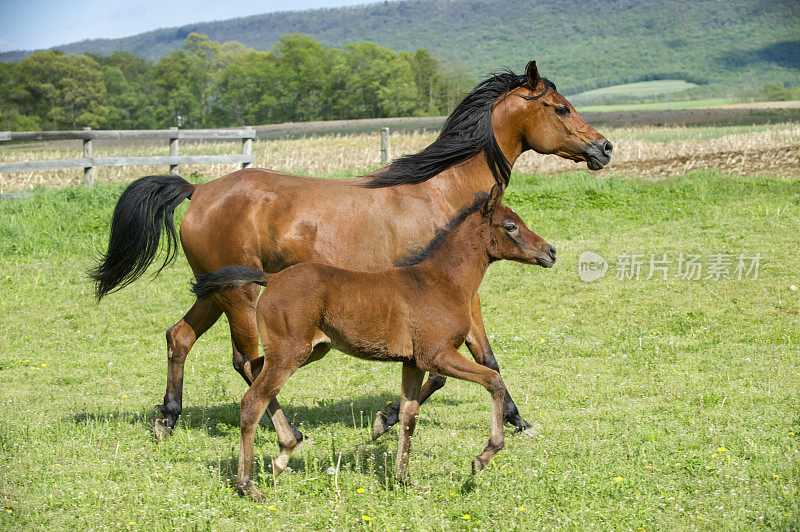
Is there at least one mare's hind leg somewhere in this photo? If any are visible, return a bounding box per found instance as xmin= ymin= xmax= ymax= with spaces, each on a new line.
xmin=155 ymin=297 xmax=222 ymax=441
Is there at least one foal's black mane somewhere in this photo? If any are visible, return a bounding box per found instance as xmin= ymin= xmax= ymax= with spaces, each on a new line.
xmin=395 ymin=193 xmax=490 ymax=267
xmin=364 ymin=70 xmax=555 ymax=189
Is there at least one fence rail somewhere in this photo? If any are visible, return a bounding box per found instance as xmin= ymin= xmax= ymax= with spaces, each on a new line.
xmin=0 ymin=127 xmax=256 ymax=185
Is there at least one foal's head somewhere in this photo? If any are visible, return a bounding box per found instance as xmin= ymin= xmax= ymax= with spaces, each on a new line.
xmin=483 ymin=194 xmax=556 ymax=268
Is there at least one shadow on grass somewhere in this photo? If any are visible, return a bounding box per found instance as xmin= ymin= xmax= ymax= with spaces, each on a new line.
xmin=68 ymin=392 xmax=458 ymax=438
xmin=211 ymin=431 xmax=414 ymax=490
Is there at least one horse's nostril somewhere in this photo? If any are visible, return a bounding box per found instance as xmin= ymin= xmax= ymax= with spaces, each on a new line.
xmin=603 ymin=141 xmax=613 ymax=155
xmin=548 ymin=245 xmax=557 ymax=259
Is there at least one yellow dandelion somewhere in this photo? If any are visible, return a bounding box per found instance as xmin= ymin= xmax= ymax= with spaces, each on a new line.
xmin=517 ymin=507 xmax=526 ymax=512
xmin=462 ymin=514 xmax=471 ymax=520
xmin=773 ymin=474 xmax=779 ymax=479
xmin=717 ymin=446 xmax=726 ymax=452
xmin=268 ymin=506 xmax=276 ymax=511
xmin=357 ymin=488 xmax=365 ymax=493
xmin=362 ymin=516 xmax=371 ymax=522
xmin=614 ymin=477 xmax=623 ymax=482
xmin=644 ymin=465 xmax=651 ymax=469
xmin=41 ymin=363 xmax=48 ymax=367
xmin=122 ymin=395 xmax=127 ymax=399
xmin=712 ymin=453 xmax=717 ymax=458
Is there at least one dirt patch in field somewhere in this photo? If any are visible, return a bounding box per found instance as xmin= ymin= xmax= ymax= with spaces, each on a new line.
xmin=517 ymin=124 xmax=800 ymax=178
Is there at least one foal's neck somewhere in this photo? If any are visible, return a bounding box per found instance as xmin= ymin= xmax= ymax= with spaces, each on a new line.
xmin=413 ymin=214 xmax=490 ymax=301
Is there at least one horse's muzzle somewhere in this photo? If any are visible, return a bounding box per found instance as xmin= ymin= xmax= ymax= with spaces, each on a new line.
xmin=584 ymin=139 xmax=613 ymax=170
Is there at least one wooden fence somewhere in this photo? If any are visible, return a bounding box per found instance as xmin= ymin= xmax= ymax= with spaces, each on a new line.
xmin=0 ymin=127 xmax=256 ymax=186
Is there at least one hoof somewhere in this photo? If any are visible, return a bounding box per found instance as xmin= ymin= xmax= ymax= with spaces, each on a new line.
xmin=153 ymin=418 xmax=172 ymax=442
xmin=272 ymin=454 xmax=290 ymax=478
xmin=515 ymin=425 xmax=537 ymax=437
xmin=471 ymin=457 xmax=487 ymax=474
xmin=371 ymin=412 xmax=390 ymax=441
xmin=237 ymin=481 xmax=265 ymax=502
xmin=290 ymin=424 xmax=306 ymax=446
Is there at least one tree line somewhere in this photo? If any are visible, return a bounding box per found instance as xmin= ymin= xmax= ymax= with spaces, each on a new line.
xmin=0 ymin=33 xmax=475 ymax=131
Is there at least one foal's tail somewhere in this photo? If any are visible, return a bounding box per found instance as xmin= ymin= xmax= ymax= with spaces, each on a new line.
xmin=89 ymin=175 xmax=196 ymax=300
xmin=191 ymin=265 xmax=271 ymax=299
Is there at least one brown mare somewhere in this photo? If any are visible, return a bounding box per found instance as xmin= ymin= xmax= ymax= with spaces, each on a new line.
xmin=191 ymin=190 xmax=555 ymax=499
xmin=90 ymin=61 xmax=611 ymax=443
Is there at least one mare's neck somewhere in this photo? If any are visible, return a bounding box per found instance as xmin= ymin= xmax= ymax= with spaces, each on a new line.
xmin=398 ymin=98 xmax=525 ymax=214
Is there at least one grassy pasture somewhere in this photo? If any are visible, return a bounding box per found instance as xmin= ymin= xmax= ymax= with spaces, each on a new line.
xmin=573 ymin=98 xmax=740 ymax=113
xmin=0 ymin=170 xmax=798 ymax=530
xmin=569 ymin=80 xmax=700 ymax=99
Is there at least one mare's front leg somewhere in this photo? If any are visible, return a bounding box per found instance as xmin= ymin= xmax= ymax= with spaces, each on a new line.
xmin=155 ymin=297 xmax=222 ymax=441
xmin=420 ymin=346 xmax=507 ymax=473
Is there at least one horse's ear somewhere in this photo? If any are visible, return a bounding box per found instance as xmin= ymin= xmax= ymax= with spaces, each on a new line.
xmin=525 ymin=60 xmax=542 ymax=88
xmin=481 ymin=185 xmax=503 ymax=217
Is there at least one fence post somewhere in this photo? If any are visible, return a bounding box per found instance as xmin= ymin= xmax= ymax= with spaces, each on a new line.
xmin=241 ymin=126 xmax=253 ymax=169
xmin=169 ymin=126 xmax=179 ymax=175
xmin=82 ymin=127 xmax=94 ymax=186
xmin=380 ymin=127 xmax=390 ymax=166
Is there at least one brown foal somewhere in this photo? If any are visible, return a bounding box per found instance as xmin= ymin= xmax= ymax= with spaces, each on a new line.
xmin=192 ymin=191 xmax=556 ymax=499
xmin=91 ymin=61 xmax=610 ymax=443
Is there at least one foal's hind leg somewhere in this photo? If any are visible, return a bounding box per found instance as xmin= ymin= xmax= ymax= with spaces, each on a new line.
xmin=155 ymin=297 xmax=222 ymax=441
xmin=218 ymin=286 xmax=308 ymax=444
xmin=237 ymin=341 xmax=307 ymax=500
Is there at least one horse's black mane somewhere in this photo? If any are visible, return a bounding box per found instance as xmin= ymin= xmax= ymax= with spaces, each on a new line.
xmin=364 ymin=70 xmax=555 ymax=189
xmin=395 ymin=193 xmax=490 ymax=267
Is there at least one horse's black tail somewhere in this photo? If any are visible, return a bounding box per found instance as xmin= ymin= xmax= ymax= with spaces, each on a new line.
xmin=89 ymin=175 xmax=196 ymax=300
xmin=191 ymin=266 xmax=270 ymax=299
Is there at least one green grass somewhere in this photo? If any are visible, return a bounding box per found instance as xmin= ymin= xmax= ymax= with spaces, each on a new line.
xmin=569 ymin=80 xmax=699 ymax=99
xmin=575 ymin=98 xmax=739 ymax=113
xmin=1 ymin=171 xmax=799 ymax=530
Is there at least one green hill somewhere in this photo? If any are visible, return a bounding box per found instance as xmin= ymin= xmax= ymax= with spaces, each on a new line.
xmin=1 ymin=0 xmax=798 ymax=94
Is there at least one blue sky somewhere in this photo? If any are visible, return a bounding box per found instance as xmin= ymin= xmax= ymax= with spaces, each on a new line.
xmin=0 ymin=0 xmax=377 ymax=52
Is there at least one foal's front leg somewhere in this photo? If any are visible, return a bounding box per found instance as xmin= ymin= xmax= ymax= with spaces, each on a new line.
xmin=372 ymin=294 xmax=531 ymax=439
xmin=422 ymin=346 xmax=507 ymax=473
xmin=394 ymin=363 xmax=425 ymax=482
xmin=463 ymin=294 xmax=533 ymax=434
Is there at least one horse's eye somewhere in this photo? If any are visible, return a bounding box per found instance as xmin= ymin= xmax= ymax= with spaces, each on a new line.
xmin=503 ymin=222 xmax=518 ymax=232
xmin=556 ymin=105 xmax=570 ymax=116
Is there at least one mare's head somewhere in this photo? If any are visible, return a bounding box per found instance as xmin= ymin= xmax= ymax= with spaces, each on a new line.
xmin=482 ymin=188 xmax=556 ymax=267
xmin=503 ymin=61 xmax=612 ymax=170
